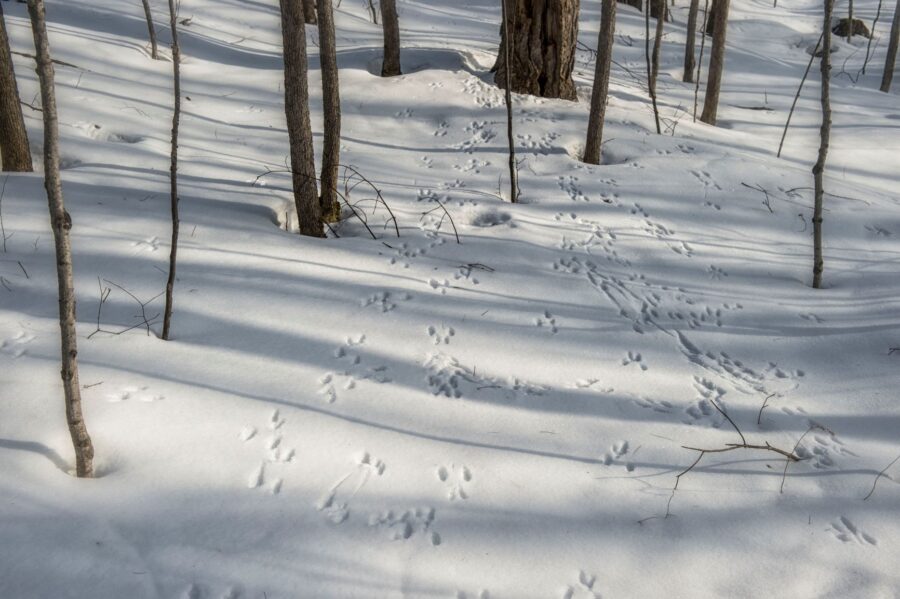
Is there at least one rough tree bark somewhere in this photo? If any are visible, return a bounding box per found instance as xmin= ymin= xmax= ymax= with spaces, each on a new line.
xmin=700 ymin=0 xmax=729 ymax=125
xmin=812 ymin=0 xmax=833 ymax=289
xmin=26 ymin=0 xmax=94 ymax=477
xmin=584 ymin=0 xmax=616 ymax=164
xmin=280 ymin=0 xmax=322 ymax=236
xmin=494 ymin=0 xmax=580 ymax=100
xmin=162 ymin=0 xmax=180 ymax=340
xmin=302 ymin=0 xmax=317 ymax=24
xmin=882 ymin=0 xmax=900 ymax=91
xmin=141 ymin=0 xmax=159 ymax=60
xmin=683 ymin=0 xmax=700 ymax=82
xmin=501 ymin=0 xmax=518 ymax=201
xmin=317 ymin=0 xmax=341 ymax=221
xmin=380 ymin=0 xmax=401 ymax=76
xmin=0 ymin=2 xmax=33 ymax=172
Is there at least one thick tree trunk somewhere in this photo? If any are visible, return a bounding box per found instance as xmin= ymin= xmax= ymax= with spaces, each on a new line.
xmin=141 ymin=0 xmax=159 ymax=59
xmin=700 ymin=0 xmax=729 ymax=125
xmin=584 ymin=0 xmax=616 ymax=164
xmin=317 ymin=0 xmax=340 ymax=221
xmin=0 ymin=2 xmax=33 ymax=172
xmin=280 ymin=0 xmax=322 ymax=237
xmin=501 ymin=0 xmax=518 ymax=201
xmin=380 ymin=0 xmax=401 ymax=76
xmin=494 ymin=0 xmax=580 ymax=101
xmin=162 ymin=0 xmax=180 ymax=340
xmin=683 ymin=0 xmax=700 ymax=82
xmin=26 ymin=0 xmax=94 ymax=478
xmin=302 ymin=0 xmax=317 ymax=24
xmin=882 ymin=0 xmax=900 ymax=91
xmin=813 ymin=0 xmax=833 ymax=289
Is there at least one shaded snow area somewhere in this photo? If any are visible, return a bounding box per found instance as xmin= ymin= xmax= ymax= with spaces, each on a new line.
xmin=1 ymin=0 xmax=899 ymax=597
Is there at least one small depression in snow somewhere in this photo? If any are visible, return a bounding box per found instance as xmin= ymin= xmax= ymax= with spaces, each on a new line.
xmin=468 ymin=208 xmax=512 ymax=228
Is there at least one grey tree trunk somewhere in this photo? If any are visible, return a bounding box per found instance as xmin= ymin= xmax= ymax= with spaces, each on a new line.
xmin=0 ymin=2 xmax=33 ymax=172
xmin=584 ymin=0 xmax=616 ymax=164
xmin=494 ymin=0 xmax=580 ymax=100
xmin=280 ymin=0 xmax=323 ymax=237
xmin=693 ymin=0 xmax=709 ymax=121
xmin=303 ymin=0 xmax=317 ymax=24
xmin=162 ymin=0 xmax=180 ymax=340
xmin=380 ymin=0 xmax=401 ymax=76
xmin=26 ymin=0 xmax=94 ymax=478
xmin=683 ymin=0 xmax=700 ymax=82
xmin=700 ymin=0 xmax=729 ymax=125
xmin=141 ymin=0 xmax=159 ymax=60
xmin=882 ymin=0 xmax=900 ymax=92
xmin=501 ymin=0 xmax=518 ymax=201
xmin=651 ymin=0 xmax=664 ymax=88
xmin=645 ymin=1 xmax=661 ymax=133
xmin=813 ymin=0 xmax=833 ymax=289
xmin=847 ymin=0 xmax=854 ymax=43
xmin=317 ymin=0 xmax=340 ymax=221
xmin=862 ymin=0 xmax=884 ymax=75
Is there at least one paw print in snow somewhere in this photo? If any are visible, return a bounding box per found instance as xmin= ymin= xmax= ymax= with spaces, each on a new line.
xmin=437 ymin=464 xmax=473 ymax=500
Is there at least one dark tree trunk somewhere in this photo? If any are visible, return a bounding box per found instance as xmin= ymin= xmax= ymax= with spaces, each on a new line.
xmin=280 ymin=0 xmax=322 ymax=237
xmin=494 ymin=0 xmax=580 ymax=101
xmin=162 ymin=0 xmax=180 ymax=340
xmin=700 ymin=0 xmax=729 ymax=125
xmin=380 ymin=0 xmax=401 ymax=76
xmin=651 ymin=0 xmax=664 ymax=86
xmin=584 ymin=0 xmax=616 ymax=164
xmin=501 ymin=0 xmax=518 ymax=201
xmin=26 ymin=0 xmax=94 ymax=477
xmin=317 ymin=0 xmax=340 ymax=221
xmin=645 ymin=0 xmax=662 ymax=133
xmin=618 ymin=0 xmax=642 ymax=11
xmin=882 ymin=0 xmax=900 ymax=92
xmin=683 ymin=0 xmax=700 ymax=82
xmin=141 ymin=0 xmax=159 ymax=60
xmin=813 ymin=0 xmax=833 ymax=289
xmin=303 ymin=0 xmax=317 ymax=24
xmin=0 ymin=2 xmax=33 ymax=172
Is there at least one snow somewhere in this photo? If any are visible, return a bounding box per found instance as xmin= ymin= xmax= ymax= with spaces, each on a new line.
xmin=1 ymin=0 xmax=899 ymax=597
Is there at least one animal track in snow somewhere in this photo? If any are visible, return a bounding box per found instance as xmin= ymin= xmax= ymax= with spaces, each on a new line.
xmin=670 ymin=241 xmax=695 ymax=257
xmin=0 ymin=331 xmax=35 ymax=359
xmin=633 ymin=396 xmax=674 ymax=413
xmin=703 ymin=200 xmax=722 ymax=210
xmin=132 ymin=236 xmax=160 ymax=253
xmin=557 ymin=175 xmax=589 ymax=202
xmin=600 ymin=440 xmax=632 ymax=471
xmin=799 ymin=312 xmax=824 ymax=323
xmin=368 ymin=506 xmax=441 ymax=545
xmin=630 ymin=203 xmax=649 ymax=217
xmin=454 ymin=121 xmax=496 ymax=153
xmin=517 ymin=131 xmax=560 ymax=155
xmin=395 ymin=108 xmax=413 ymax=118
xmin=453 ymin=158 xmax=490 ymax=173
xmin=536 ymin=310 xmax=559 ymax=334
xmin=828 ymin=517 xmax=877 ymax=546
xmin=864 ymin=224 xmax=891 ymax=237
xmin=105 ymin=384 xmax=164 ymax=403
xmin=707 ymin=265 xmax=728 ymax=280
xmin=683 ymin=377 xmax=727 ymax=427
xmin=361 ymin=290 xmax=412 ymax=312
xmin=795 ymin=427 xmax=856 ymax=470
xmin=319 ymin=335 xmax=391 ymax=403
xmin=427 ymin=324 xmax=455 ymax=345
xmin=621 ymin=351 xmax=647 ymax=371
xmin=317 ymin=452 xmax=386 ymax=524
xmin=562 ymin=570 xmax=601 ymax=599
xmin=462 ymin=77 xmax=503 ymax=108
xmin=437 ymin=464 xmax=473 ymax=500
xmin=244 ymin=409 xmax=294 ymax=494
xmin=690 ymin=169 xmax=722 ymax=190
xmin=424 ymin=352 xmax=545 ymax=400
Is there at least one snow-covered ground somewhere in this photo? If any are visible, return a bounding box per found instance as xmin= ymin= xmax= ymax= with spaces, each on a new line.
xmin=1 ymin=0 xmax=899 ymax=597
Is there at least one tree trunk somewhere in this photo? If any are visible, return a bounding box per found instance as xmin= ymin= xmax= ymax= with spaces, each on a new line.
xmin=683 ymin=0 xmax=699 ymax=82
xmin=650 ymin=0 xmax=664 ymax=19
xmin=882 ymin=0 xmax=900 ymax=92
xmin=317 ymin=0 xmax=340 ymax=221
xmin=0 ymin=2 xmax=33 ymax=172
xmin=618 ymin=0 xmax=642 ymax=10
xmin=812 ymin=0 xmax=833 ymax=289
xmin=141 ymin=0 xmax=159 ymax=60
xmin=584 ymin=0 xmax=616 ymax=164
xmin=162 ymin=0 xmax=180 ymax=340
xmin=280 ymin=0 xmax=322 ymax=237
xmin=494 ymin=0 xmax=580 ymax=101
xmin=693 ymin=0 xmax=709 ymax=121
xmin=26 ymin=0 xmax=94 ymax=478
xmin=380 ymin=0 xmax=401 ymax=76
xmin=700 ymin=0 xmax=729 ymax=125
xmin=847 ymin=0 xmax=853 ymax=43
xmin=302 ymin=0 xmax=317 ymax=24
xmin=501 ymin=0 xmax=518 ymax=201
xmin=651 ymin=0 xmax=664 ymax=86
xmin=645 ymin=1 xmax=662 ymax=133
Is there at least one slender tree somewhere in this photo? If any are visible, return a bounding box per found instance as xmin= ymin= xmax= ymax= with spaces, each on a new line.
xmin=700 ymin=0 xmax=729 ymax=125
xmin=812 ymin=0 xmax=833 ymax=289
xmin=141 ymin=0 xmax=159 ymax=60
xmin=317 ymin=0 xmax=340 ymax=221
xmin=303 ymin=0 xmax=317 ymax=24
xmin=683 ymin=0 xmax=700 ymax=82
xmin=380 ymin=0 xmax=401 ymax=76
xmin=847 ymin=0 xmax=854 ymax=43
xmin=693 ymin=0 xmax=709 ymax=121
xmin=651 ymin=0 xmax=665 ymax=91
xmin=645 ymin=0 xmax=662 ymax=133
xmin=882 ymin=0 xmax=900 ymax=92
xmin=26 ymin=0 xmax=94 ymax=477
xmin=162 ymin=0 xmax=180 ymax=340
xmin=501 ymin=0 xmax=518 ymax=201
xmin=584 ymin=0 xmax=617 ymax=164
xmin=495 ymin=0 xmax=580 ymax=100
xmin=862 ymin=0 xmax=884 ymax=74
xmin=0 ymin=2 xmax=33 ymax=172
xmin=280 ymin=0 xmax=323 ymax=236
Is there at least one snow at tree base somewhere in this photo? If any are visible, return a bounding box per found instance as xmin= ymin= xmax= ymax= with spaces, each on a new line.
xmin=1 ymin=0 xmax=899 ymax=597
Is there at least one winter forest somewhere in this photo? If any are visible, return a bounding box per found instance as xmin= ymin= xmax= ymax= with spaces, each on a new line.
xmin=1 ymin=0 xmax=899 ymax=596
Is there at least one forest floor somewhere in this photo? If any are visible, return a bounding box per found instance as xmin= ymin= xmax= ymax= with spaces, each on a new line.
xmin=1 ymin=0 xmax=899 ymax=597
